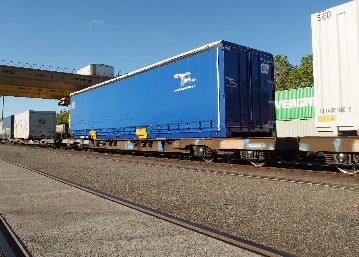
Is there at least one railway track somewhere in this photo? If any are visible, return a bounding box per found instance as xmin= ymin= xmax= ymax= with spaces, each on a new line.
xmin=0 ymin=214 xmax=31 ymax=257
xmin=26 ymin=146 xmax=359 ymax=191
xmin=4 ymin=141 xmax=359 ymax=174
xmin=2 ymin=157 xmax=292 ymax=257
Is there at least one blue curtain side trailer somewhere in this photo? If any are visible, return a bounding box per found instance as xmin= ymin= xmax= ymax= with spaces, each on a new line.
xmin=70 ymin=40 xmax=275 ymax=140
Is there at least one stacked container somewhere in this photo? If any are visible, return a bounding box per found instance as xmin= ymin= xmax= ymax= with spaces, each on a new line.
xmin=312 ymin=0 xmax=359 ymax=135
xmin=275 ymin=87 xmax=333 ymax=137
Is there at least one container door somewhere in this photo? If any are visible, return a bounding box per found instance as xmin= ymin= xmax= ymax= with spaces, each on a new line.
xmin=223 ymin=47 xmax=249 ymax=128
xmin=250 ymin=51 xmax=275 ymax=130
xmin=224 ymin=46 xmax=274 ymax=135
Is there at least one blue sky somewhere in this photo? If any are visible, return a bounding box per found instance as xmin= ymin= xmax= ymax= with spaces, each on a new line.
xmin=0 ymin=0 xmax=350 ymax=117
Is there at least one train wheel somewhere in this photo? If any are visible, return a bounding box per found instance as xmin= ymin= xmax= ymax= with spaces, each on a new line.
xmin=335 ymin=166 xmax=359 ymax=174
xmin=249 ymin=160 xmax=266 ymax=167
xmin=192 ymin=146 xmax=218 ymax=163
xmin=280 ymin=150 xmax=299 ymax=164
xmin=201 ymin=149 xmax=218 ymax=163
xmin=249 ymin=151 xmax=268 ymax=167
xmin=202 ymin=157 xmax=214 ymax=163
xmin=334 ymin=153 xmax=359 ymax=174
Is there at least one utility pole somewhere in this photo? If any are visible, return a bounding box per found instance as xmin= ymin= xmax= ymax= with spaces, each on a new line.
xmin=1 ymin=96 xmax=4 ymax=120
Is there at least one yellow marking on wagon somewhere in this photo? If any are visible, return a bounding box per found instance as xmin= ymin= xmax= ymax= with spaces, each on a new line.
xmin=90 ymin=130 xmax=97 ymax=139
xmin=136 ymin=128 xmax=148 ymax=139
xmin=318 ymin=115 xmax=336 ymax=122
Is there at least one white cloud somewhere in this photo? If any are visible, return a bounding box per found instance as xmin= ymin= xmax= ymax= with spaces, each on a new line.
xmin=91 ymin=19 xmax=104 ymax=25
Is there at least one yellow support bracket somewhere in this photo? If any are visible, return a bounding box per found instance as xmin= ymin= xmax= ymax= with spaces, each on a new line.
xmin=136 ymin=128 xmax=147 ymax=139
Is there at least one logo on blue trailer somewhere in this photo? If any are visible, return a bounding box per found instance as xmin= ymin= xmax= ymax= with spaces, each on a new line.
xmin=70 ymin=101 xmax=76 ymax=110
xmin=261 ymin=63 xmax=269 ymax=74
xmin=225 ymin=77 xmax=238 ymax=88
xmin=173 ymin=72 xmax=196 ymax=92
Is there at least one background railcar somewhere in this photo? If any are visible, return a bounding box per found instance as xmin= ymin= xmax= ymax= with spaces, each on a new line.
xmin=0 ymin=115 xmax=14 ymax=141
xmin=13 ymin=110 xmax=56 ymax=140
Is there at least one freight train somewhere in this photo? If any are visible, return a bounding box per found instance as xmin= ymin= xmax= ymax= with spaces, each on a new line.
xmin=2 ymin=0 xmax=359 ymax=173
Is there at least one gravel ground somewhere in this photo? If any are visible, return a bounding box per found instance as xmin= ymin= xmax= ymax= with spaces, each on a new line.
xmin=0 ymin=144 xmax=359 ymax=256
xmin=1 ymin=159 xmax=259 ymax=257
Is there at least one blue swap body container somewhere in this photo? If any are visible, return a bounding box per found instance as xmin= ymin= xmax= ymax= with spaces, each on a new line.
xmin=70 ymin=40 xmax=275 ymax=140
xmin=1 ymin=115 xmax=14 ymax=140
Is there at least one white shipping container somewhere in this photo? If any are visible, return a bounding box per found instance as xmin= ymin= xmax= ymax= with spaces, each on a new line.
xmin=312 ymin=0 xmax=359 ymax=136
xmin=276 ymin=119 xmax=334 ymax=137
xmin=76 ymin=64 xmax=114 ymax=77
xmin=56 ymin=124 xmax=69 ymax=133
xmin=14 ymin=111 xmax=56 ymax=139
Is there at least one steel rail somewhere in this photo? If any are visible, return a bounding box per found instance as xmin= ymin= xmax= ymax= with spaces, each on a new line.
xmin=0 ymin=214 xmax=31 ymax=257
xmin=2 ymin=158 xmax=293 ymax=257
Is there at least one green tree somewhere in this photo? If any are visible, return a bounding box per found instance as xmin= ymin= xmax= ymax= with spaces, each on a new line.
xmin=274 ymin=55 xmax=293 ymax=91
xmin=56 ymin=109 xmax=70 ymax=124
xmin=274 ymin=54 xmax=313 ymax=91
xmin=289 ymin=54 xmax=313 ymax=89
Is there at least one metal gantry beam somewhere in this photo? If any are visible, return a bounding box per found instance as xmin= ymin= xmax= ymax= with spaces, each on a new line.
xmin=0 ymin=65 xmax=111 ymax=105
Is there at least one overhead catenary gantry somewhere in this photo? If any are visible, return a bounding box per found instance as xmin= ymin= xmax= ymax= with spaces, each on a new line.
xmin=0 ymin=65 xmax=112 ymax=106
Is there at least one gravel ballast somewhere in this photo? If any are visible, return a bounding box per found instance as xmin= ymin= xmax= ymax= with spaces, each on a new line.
xmin=1 ymin=158 xmax=259 ymax=257
xmin=0 ymin=145 xmax=358 ymax=256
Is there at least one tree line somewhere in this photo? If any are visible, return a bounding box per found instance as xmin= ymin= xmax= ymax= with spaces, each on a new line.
xmin=274 ymin=54 xmax=313 ymax=91
xmin=56 ymin=109 xmax=69 ymax=124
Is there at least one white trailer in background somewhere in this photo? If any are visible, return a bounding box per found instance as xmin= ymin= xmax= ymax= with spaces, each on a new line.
xmin=76 ymin=64 xmax=114 ymax=77
xmin=14 ymin=110 xmax=56 ymax=139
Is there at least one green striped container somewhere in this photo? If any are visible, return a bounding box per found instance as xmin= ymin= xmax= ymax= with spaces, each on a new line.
xmin=275 ymin=87 xmax=314 ymax=120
